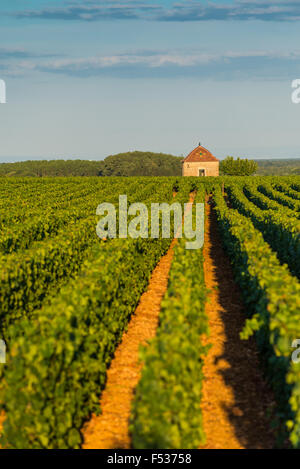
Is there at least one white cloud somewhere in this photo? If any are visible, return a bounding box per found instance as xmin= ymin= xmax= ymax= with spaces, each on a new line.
xmin=1 ymin=49 xmax=298 ymax=81
xmin=10 ymin=1 xmax=300 ymax=22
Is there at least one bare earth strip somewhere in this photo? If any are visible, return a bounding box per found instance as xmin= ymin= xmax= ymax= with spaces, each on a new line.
xmin=82 ymin=238 xmax=179 ymax=449
xmin=1 ymin=196 xmax=277 ymax=449
xmin=199 ymin=200 xmax=276 ymax=449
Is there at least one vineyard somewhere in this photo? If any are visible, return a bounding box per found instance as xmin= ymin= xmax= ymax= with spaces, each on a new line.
xmin=0 ymin=175 xmax=299 ymax=449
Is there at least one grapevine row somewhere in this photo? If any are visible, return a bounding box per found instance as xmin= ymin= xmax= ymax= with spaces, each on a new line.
xmin=213 ymin=188 xmax=300 ymax=448
xmin=131 ymin=189 xmax=208 ymax=449
xmin=257 ymin=183 xmax=300 ymax=213
xmin=0 ymin=185 xmax=192 ymax=448
xmin=226 ymin=183 xmax=300 ymax=279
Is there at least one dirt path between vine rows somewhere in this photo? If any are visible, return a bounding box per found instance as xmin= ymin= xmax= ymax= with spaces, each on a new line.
xmin=0 ymin=414 xmax=4 ymax=431
xmin=83 ymin=195 xmax=193 ymax=449
xmin=199 ymin=200 xmax=276 ymax=449
xmin=82 ymin=243 xmax=178 ymax=449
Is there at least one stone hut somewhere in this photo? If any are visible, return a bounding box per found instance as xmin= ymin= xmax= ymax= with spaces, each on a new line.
xmin=182 ymin=144 xmax=219 ymax=177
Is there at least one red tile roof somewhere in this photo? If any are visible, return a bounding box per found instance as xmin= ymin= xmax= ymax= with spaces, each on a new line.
xmin=183 ymin=145 xmax=219 ymax=163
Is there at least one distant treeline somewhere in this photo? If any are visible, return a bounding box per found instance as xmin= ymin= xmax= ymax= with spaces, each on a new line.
xmin=0 ymin=152 xmax=182 ymax=177
xmin=0 ymin=151 xmax=299 ymax=177
xmin=253 ymin=159 xmax=300 ymax=176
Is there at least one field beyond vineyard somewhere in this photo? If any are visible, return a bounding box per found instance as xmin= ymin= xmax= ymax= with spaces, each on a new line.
xmin=0 ymin=175 xmax=299 ymax=449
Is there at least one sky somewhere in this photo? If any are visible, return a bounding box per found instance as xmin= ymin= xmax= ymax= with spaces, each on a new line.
xmin=1 ymin=1 xmax=300 ymax=161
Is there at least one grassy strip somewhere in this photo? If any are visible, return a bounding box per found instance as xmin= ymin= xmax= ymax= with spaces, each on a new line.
xmin=130 ymin=191 xmax=208 ymax=449
xmin=213 ymin=188 xmax=300 ymax=448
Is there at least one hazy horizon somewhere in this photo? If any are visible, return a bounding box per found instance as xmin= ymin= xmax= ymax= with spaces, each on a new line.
xmin=1 ymin=154 xmax=300 ymax=165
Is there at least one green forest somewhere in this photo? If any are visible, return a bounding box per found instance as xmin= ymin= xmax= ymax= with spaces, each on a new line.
xmin=0 ymin=151 xmax=299 ymax=177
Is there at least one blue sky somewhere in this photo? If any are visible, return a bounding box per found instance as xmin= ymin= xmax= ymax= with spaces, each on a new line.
xmin=1 ymin=1 xmax=300 ymax=161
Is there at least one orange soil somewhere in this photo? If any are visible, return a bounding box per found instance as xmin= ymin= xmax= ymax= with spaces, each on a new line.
xmin=82 ymin=241 xmax=179 ymax=449
xmin=82 ymin=194 xmax=195 ymax=449
xmin=0 ymin=229 xmax=179 ymax=451
xmin=0 ymin=196 xmax=276 ymax=450
xmin=0 ymin=412 xmax=4 ymax=446
xmin=199 ymin=200 xmax=276 ymax=449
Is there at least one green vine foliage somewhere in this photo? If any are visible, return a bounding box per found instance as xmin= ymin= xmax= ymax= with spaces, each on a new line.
xmin=226 ymin=182 xmax=300 ymax=279
xmin=0 ymin=176 xmax=299 ymax=449
xmin=0 ymin=178 xmax=193 ymax=449
xmin=131 ymin=190 xmax=209 ymax=449
xmin=0 ymin=237 xmax=173 ymax=448
xmin=213 ymin=188 xmax=300 ymax=447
